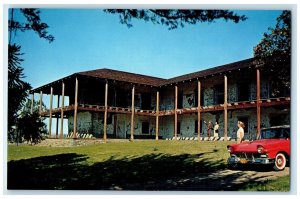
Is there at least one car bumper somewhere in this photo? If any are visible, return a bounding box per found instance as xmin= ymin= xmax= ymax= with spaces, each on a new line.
xmin=227 ymin=156 xmax=275 ymax=165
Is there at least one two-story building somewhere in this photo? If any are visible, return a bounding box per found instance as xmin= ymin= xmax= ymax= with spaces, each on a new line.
xmin=30 ymin=58 xmax=290 ymax=141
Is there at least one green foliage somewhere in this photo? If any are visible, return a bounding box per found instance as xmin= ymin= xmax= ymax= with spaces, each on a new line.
xmin=17 ymin=99 xmax=47 ymax=144
xmin=8 ymin=8 xmax=54 ymax=142
xmin=8 ymin=44 xmax=32 ymax=139
xmin=238 ymin=175 xmax=290 ymax=191
xmin=253 ymin=10 xmax=291 ymax=97
xmin=9 ymin=8 xmax=54 ymax=43
xmin=104 ymin=9 xmax=247 ymax=30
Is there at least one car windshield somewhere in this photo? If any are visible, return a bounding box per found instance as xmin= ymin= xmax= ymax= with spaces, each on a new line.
xmin=260 ymin=128 xmax=290 ymax=139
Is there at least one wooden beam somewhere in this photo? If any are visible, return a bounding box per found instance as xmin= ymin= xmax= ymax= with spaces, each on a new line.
xmin=30 ymin=93 xmax=34 ymax=114
xmin=56 ymin=95 xmax=60 ymax=138
xmin=49 ymin=87 xmax=53 ymax=138
xmin=104 ymin=81 xmax=108 ymax=143
xmin=197 ymin=81 xmax=201 ymax=141
xmin=224 ymin=75 xmax=228 ymax=141
xmin=130 ymin=85 xmax=135 ymax=140
xmin=256 ymin=69 xmax=261 ymax=139
xmin=59 ymin=82 xmax=65 ymax=139
xmin=155 ymin=91 xmax=159 ymax=141
xmin=39 ymin=91 xmax=43 ymax=114
xmin=73 ymin=77 xmax=78 ymax=139
xmin=174 ymin=85 xmax=178 ymax=139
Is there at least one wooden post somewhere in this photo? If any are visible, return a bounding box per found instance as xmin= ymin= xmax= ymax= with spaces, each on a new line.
xmin=256 ymin=69 xmax=261 ymax=139
xmin=39 ymin=91 xmax=43 ymax=114
xmin=73 ymin=77 xmax=78 ymax=139
xmin=30 ymin=93 xmax=34 ymax=114
xmin=49 ymin=87 xmax=53 ymax=138
xmin=56 ymin=95 xmax=60 ymax=138
xmin=174 ymin=85 xmax=178 ymax=139
xmin=104 ymin=81 xmax=108 ymax=143
xmin=155 ymin=91 xmax=159 ymax=141
xmin=130 ymin=85 xmax=135 ymax=140
xmin=197 ymin=81 xmax=201 ymax=141
xmin=224 ymin=75 xmax=228 ymax=141
xmin=59 ymin=82 xmax=65 ymax=139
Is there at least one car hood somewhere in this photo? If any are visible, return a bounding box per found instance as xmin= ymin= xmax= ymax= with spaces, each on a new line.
xmin=229 ymin=139 xmax=284 ymax=153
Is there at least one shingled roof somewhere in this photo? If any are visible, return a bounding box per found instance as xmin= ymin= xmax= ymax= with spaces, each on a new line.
xmin=32 ymin=58 xmax=256 ymax=93
xmin=78 ymin=68 xmax=166 ymax=86
xmin=163 ymin=58 xmax=254 ymax=85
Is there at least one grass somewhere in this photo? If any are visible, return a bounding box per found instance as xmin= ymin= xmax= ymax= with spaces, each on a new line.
xmin=7 ymin=140 xmax=289 ymax=191
xmin=238 ymin=175 xmax=290 ymax=191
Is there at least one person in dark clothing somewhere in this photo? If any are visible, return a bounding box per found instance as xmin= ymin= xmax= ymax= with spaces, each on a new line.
xmin=204 ymin=120 xmax=213 ymax=138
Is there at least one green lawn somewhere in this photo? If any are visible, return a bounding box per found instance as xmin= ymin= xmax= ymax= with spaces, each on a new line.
xmin=7 ymin=140 xmax=289 ymax=191
xmin=238 ymin=175 xmax=290 ymax=191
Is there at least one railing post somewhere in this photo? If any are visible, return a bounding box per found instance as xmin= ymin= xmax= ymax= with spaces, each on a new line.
xmin=197 ymin=80 xmax=201 ymax=141
xmin=59 ymin=82 xmax=65 ymax=139
xmin=49 ymin=87 xmax=53 ymax=138
xmin=73 ymin=77 xmax=78 ymax=139
xmin=224 ymin=75 xmax=228 ymax=141
xmin=104 ymin=81 xmax=108 ymax=143
xmin=130 ymin=85 xmax=135 ymax=141
xmin=174 ymin=85 xmax=178 ymax=139
xmin=155 ymin=91 xmax=159 ymax=141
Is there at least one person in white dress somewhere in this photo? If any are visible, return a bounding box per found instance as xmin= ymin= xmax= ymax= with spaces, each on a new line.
xmin=214 ymin=122 xmax=219 ymax=138
xmin=237 ymin=121 xmax=245 ymax=144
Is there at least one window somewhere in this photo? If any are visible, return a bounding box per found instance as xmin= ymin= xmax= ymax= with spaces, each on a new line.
xmin=194 ymin=120 xmax=203 ymax=134
xmin=214 ymin=84 xmax=224 ymax=105
xmin=178 ymin=92 xmax=183 ymax=109
xmin=177 ymin=122 xmax=181 ymax=135
xmin=141 ymin=93 xmax=151 ymax=110
xmin=194 ymin=88 xmax=204 ymax=106
xmin=142 ymin=122 xmax=150 ymax=134
xmin=238 ymin=83 xmax=250 ymax=101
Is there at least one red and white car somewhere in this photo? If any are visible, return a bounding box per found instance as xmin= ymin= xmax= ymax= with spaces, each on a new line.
xmin=227 ymin=125 xmax=290 ymax=171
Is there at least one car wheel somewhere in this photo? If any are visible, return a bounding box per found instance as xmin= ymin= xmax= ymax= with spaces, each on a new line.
xmin=273 ymin=153 xmax=286 ymax=171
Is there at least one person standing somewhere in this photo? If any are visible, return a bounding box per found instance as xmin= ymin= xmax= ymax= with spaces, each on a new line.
xmin=214 ymin=122 xmax=219 ymax=138
xmin=237 ymin=121 xmax=245 ymax=144
xmin=207 ymin=120 xmax=213 ymax=138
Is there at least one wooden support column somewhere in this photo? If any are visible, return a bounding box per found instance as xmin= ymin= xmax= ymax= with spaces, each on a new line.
xmin=73 ymin=77 xmax=78 ymax=139
xmin=174 ymin=85 xmax=178 ymax=139
xmin=49 ymin=87 xmax=53 ymax=138
xmin=103 ymin=81 xmax=108 ymax=143
xmin=130 ymin=85 xmax=135 ymax=140
xmin=155 ymin=91 xmax=159 ymax=141
xmin=224 ymin=75 xmax=228 ymax=141
xmin=30 ymin=93 xmax=34 ymax=114
xmin=59 ymin=82 xmax=65 ymax=139
xmin=39 ymin=91 xmax=43 ymax=114
xmin=197 ymin=81 xmax=201 ymax=141
xmin=256 ymin=69 xmax=261 ymax=139
xmin=56 ymin=95 xmax=60 ymax=138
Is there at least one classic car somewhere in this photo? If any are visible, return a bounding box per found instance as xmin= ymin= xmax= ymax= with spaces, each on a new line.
xmin=227 ymin=125 xmax=290 ymax=171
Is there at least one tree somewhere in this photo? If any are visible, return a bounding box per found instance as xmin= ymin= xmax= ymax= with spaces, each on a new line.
xmin=253 ymin=10 xmax=291 ymax=97
xmin=9 ymin=8 xmax=54 ymax=43
xmin=8 ymin=44 xmax=32 ymax=140
xmin=104 ymin=9 xmax=247 ymax=30
xmin=17 ymin=100 xmax=47 ymax=145
xmin=8 ymin=8 xmax=54 ymax=142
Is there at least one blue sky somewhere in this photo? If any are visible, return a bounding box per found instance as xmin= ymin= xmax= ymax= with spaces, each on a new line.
xmin=9 ymin=9 xmax=283 ymax=134
xmin=11 ymin=9 xmax=283 ymax=89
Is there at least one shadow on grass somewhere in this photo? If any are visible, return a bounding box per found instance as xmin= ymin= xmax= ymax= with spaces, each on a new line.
xmin=7 ymin=152 xmax=288 ymax=191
